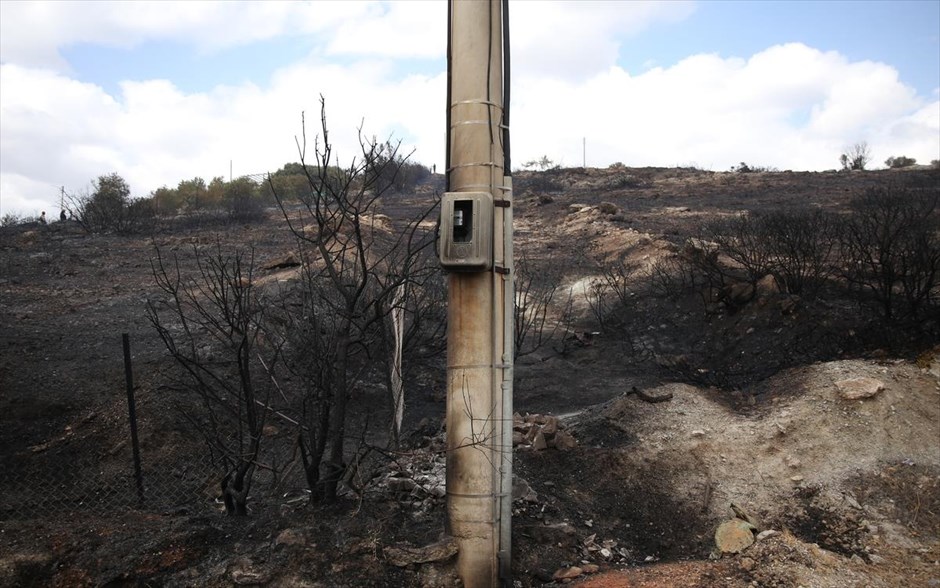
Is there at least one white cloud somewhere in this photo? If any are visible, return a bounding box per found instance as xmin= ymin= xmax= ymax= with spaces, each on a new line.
xmin=0 ymin=1 xmax=374 ymax=70
xmin=0 ymin=56 xmax=446 ymax=214
xmin=512 ymin=1 xmax=695 ymax=81
xmin=511 ymin=43 xmax=938 ymax=172
xmin=1 ymin=3 xmax=938 ymax=217
xmin=327 ymin=2 xmax=446 ymax=59
xmin=0 ymin=65 xmax=123 ymax=195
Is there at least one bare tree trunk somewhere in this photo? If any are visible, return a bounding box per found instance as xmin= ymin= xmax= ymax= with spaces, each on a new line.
xmin=323 ymin=331 xmax=351 ymax=502
xmin=222 ymin=460 xmax=254 ymax=516
xmin=389 ymin=285 xmax=405 ymax=448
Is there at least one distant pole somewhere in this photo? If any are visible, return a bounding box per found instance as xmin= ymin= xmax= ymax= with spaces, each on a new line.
xmin=230 ymin=160 xmax=233 ymax=183
xmin=583 ymin=137 xmax=586 ymax=168
xmin=122 ymin=333 xmax=145 ymax=504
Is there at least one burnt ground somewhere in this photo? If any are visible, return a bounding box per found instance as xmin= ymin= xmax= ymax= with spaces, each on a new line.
xmin=1 ymin=166 xmax=939 ymax=587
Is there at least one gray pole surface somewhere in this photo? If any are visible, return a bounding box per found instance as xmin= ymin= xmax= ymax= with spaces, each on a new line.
xmin=445 ymin=1 xmax=512 ymax=586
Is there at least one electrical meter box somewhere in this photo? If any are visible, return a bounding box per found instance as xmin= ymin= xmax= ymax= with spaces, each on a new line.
xmin=439 ymin=191 xmax=493 ymax=271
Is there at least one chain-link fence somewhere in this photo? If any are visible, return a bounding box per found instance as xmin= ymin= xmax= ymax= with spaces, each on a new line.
xmin=0 ymin=418 xmax=310 ymax=521
xmin=0 ymin=454 xmax=214 ymax=519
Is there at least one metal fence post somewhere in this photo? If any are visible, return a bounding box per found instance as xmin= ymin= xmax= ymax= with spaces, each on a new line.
xmin=122 ymin=333 xmax=145 ymax=504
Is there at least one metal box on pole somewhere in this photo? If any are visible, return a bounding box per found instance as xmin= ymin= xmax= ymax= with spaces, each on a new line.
xmin=439 ymin=191 xmax=494 ymax=271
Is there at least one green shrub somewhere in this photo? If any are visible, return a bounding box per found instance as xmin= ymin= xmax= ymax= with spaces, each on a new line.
xmin=885 ymin=156 xmax=917 ymax=169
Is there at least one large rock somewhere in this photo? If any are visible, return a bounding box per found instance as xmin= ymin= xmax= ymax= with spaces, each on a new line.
xmin=551 ymin=430 xmax=578 ymax=450
xmin=684 ymin=237 xmax=719 ymax=259
xmin=720 ymin=282 xmax=755 ymax=310
xmin=756 ymin=274 xmax=779 ymax=297
xmin=836 ymin=377 xmax=885 ymax=400
xmin=715 ymin=519 xmax=756 ymax=554
xmin=540 ymin=416 xmax=560 ymax=437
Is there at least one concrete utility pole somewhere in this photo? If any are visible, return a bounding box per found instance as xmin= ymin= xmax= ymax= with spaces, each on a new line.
xmin=443 ymin=1 xmax=512 ymax=586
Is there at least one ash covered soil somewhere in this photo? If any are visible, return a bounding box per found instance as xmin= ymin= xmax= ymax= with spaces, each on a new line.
xmin=1 ymin=166 xmax=939 ymax=587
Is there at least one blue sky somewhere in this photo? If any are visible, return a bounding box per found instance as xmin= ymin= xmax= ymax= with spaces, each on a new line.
xmin=622 ymin=1 xmax=939 ymax=95
xmin=1 ymin=0 xmax=938 ymax=216
xmin=63 ymin=37 xmax=319 ymax=97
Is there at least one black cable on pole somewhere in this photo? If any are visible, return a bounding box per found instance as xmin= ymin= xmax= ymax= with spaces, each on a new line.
xmin=445 ymin=0 xmax=453 ymax=193
xmin=502 ymin=0 xmax=511 ymax=176
xmin=486 ymin=0 xmax=494 ymax=148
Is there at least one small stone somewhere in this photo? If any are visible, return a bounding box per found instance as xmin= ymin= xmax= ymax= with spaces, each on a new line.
xmin=835 ymin=377 xmax=885 ymax=400
xmin=691 ymin=430 xmax=706 ymax=437
xmin=512 ymin=476 xmax=539 ymax=503
xmin=598 ymin=202 xmax=619 ymax=215
xmin=532 ymin=431 xmax=548 ymax=451
xmin=261 ymin=424 xmax=279 ymax=437
xmin=755 ymin=529 xmax=779 ymax=542
xmin=739 ymin=557 xmax=756 ymax=572
xmin=387 ymin=477 xmax=417 ymax=493
xmin=232 ymin=569 xmax=269 ymax=585
xmin=790 ymin=475 xmax=804 ymax=483
xmin=582 ymin=563 xmax=599 ymax=574
xmin=634 ymin=386 xmax=674 ymax=403
xmin=779 ymin=296 xmax=799 ymax=314
xmin=552 ymin=566 xmax=583 ymax=581
xmin=274 ymin=528 xmax=306 ymax=547
xmin=599 ymin=548 xmax=612 ymax=559
xmin=230 ymin=557 xmax=271 ymax=585
xmin=785 ymin=456 xmax=801 ymax=468
xmin=731 ymin=503 xmax=762 ymax=530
